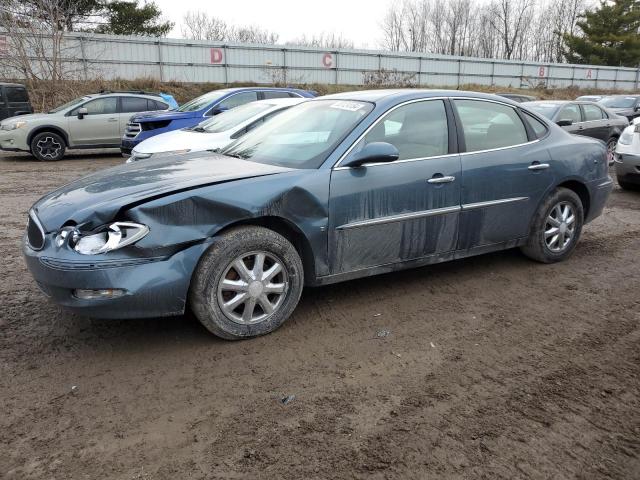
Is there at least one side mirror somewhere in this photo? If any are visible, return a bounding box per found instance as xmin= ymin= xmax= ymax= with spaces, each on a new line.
xmin=77 ymin=107 xmax=88 ymax=119
xmin=556 ymin=119 xmax=573 ymax=127
xmin=634 ymin=105 xmax=640 ymax=112
xmin=211 ymin=107 xmax=228 ymax=116
xmin=342 ymin=142 xmax=400 ymax=168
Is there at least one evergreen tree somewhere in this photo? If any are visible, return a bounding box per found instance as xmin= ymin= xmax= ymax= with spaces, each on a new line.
xmin=564 ymin=0 xmax=640 ymax=67
xmin=96 ymin=1 xmax=173 ymax=37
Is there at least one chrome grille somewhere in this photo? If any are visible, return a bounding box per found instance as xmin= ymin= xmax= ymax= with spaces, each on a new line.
xmin=27 ymin=210 xmax=45 ymax=250
xmin=124 ymin=122 xmax=141 ymax=139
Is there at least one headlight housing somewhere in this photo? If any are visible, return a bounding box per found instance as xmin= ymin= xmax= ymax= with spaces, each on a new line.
xmin=1 ymin=120 xmax=28 ymax=131
xmin=59 ymin=222 xmax=149 ymax=255
xmin=618 ymin=131 xmax=634 ymax=145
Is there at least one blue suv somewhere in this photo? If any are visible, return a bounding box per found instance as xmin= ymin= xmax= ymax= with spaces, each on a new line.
xmin=121 ymin=87 xmax=316 ymax=154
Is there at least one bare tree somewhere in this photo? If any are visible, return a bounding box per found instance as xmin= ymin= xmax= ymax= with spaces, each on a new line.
xmin=377 ymin=0 xmax=592 ymax=62
xmin=287 ymin=33 xmax=355 ymax=49
xmin=181 ymin=11 xmax=279 ymax=44
xmin=181 ymin=11 xmax=228 ymax=41
xmin=0 ymin=0 xmax=87 ymax=82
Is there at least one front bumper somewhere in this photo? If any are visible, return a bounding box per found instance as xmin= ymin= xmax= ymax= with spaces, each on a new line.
xmin=0 ymin=128 xmax=29 ymax=152
xmin=614 ymin=153 xmax=640 ymax=185
xmin=23 ymin=234 xmax=211 ymax=319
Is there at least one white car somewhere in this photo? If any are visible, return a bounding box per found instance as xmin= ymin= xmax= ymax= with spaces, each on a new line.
xmin=614 ymin=117 xmax=640 ymax=190
xmin=127 ymin=98 xmax=306 ymax=163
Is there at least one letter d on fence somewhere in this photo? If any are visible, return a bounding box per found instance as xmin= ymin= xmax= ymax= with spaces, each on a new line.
xmin=210 ymin=48 xmax=223 ymax=64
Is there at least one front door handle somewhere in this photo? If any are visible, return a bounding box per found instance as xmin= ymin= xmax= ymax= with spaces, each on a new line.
xmin=427 ymin=175 xmax=456 ymax=184
xmin=107 ymin=118 xmax=118 ymax=122
xmin=528 ymin=163 xmax=550 ymax=171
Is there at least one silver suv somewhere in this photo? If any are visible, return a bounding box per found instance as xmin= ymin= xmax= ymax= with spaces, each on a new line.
xmin=0 ymin=91 xmax=172 ymax=161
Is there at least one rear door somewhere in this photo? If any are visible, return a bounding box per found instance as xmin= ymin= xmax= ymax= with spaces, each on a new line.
xmin=5 ymin=85 xmax=31 ymax=117
xmin=67 ymin=97 xmax=119 ymax=146
xmin=453 ymin=98 xmax=554 ymax=249
xmin=119 ymin=96 xmax=152 ymax=136
xmin=580 ymin=103 xmax=609 ymax=142
xmin=0 ymin=87 xmax=7 ymax=121
xmin=328 ymin=99 xmax=461 ymax=273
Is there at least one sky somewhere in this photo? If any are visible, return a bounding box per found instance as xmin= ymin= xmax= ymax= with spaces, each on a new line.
xmin=154 ymin=0 xmax=392 ymax=48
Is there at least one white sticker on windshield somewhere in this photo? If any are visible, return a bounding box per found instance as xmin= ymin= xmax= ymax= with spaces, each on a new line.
xmin=330 ymin=101 xmax=366 ymax=112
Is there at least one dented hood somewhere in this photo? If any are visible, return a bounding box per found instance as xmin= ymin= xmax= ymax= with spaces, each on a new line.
xmin=33 ymin=153 xmax=292 ymax=231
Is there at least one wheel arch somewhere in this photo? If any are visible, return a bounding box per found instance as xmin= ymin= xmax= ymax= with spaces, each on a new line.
xmin=556 ymin=179 xmax=590 ymax=218
xmin=27 ymin=125 xmax=69 ymax=148
xmin=212 ymin=216 xmax=317 ymax=286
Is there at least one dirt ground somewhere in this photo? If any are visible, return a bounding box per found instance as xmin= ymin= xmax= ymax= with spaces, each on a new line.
xmin=0 ymin=150 xmax=639 ymax=480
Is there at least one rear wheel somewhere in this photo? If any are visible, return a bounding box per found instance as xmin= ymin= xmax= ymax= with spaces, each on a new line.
xmin=617 ymin=177 xmax=637 ymax=191
xmin=606 ymin=137 xmax=618 ymax=164
xmin=30 ymin=132 xmax=66 ymax=161
xmin=521 ymin=187 xmax=584 ymax=263
xmin=190 ymin=226 xmax=304 ymax=340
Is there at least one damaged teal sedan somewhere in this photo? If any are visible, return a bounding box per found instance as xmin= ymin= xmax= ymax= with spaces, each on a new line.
xmin=24 ymin=90 xmax=613 ymax=339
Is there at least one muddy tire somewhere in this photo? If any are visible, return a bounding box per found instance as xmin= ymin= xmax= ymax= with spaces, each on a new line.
xmin=190 ymin=226 xmax=304 ymax=340
xmin=30 ymin=132 xmax=66 ymax=161
xmin=617 ymin=178 xmax=637 ymax=191
xmin=521 ymin=187 xmax=584 ymax=263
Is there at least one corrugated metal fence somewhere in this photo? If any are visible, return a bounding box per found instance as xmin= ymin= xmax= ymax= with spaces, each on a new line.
xmin=2 ymin=31 xmax=639 ymax=90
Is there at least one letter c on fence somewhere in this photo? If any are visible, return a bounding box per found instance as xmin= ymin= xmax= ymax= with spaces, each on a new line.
xmin=322 ymin=53 xmax=333 ymax=68
xmin=210 ymin=48 xmax=223 ymax=64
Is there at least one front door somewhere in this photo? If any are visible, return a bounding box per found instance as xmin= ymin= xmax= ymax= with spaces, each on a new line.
xmin=67 ymin=97 xmax=119 ymax=146
xmin=328 ymin=99 xmax=461 ymax=274
xmin=452 ymin=99 xmax=555 ymax=250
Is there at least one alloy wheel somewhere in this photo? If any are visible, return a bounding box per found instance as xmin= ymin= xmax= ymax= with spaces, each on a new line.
xmin=216 ymin=251 xmax=289 ymax=325
xmin=544 ymin=201 xmax=576 ymax=253
xmin=607 ymin=138 xmax=617 ymax=164
xmin=36 ymin=136 xmax=62 ymax=159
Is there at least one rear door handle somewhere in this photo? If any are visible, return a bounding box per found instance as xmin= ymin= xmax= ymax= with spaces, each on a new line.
xmin=107 ymin=118 xmax=118 ymax=122
xmin=528 ymin=163 xmax=550 ymax=171
xmin=427 ymin=175 xmax=456 ymax=184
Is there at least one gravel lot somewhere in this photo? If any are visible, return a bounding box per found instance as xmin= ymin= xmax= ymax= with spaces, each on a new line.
xmin=1 ymin=150 xmax=639 ymax=479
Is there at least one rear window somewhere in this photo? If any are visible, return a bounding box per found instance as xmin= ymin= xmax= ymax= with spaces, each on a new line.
xmin=583 ymin=104 xmax=606 ymax=121
xmin=121 ymin=96 xmax=149 ymax=113
xmin=6 ymin=87 xmax=29 ymax=103
xmin=523 ymin=112 xmax=548 ymax=138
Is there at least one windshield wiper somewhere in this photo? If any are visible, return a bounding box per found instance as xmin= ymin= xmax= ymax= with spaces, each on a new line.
xmin=220 ymin=152 xmax=247 ymax=159
xmin=192 ymin=127 xmax=206 ymax=132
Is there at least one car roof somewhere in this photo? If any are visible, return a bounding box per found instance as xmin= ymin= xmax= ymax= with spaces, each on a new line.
xmin=0 ymin=82 xmax=27 ymax=88
xmin=250 ymin=97 xmax=307 ymax=107
xmin=319 ymin=89 xmax=523 ymax=105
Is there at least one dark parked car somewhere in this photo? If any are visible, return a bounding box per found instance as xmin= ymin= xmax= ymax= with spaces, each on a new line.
xmin=24 ymin=90 xmax=612 ymax=339
xmin=525 ymin=100 xmax=628 ymax=160
xmin=598 ymin=95 xmax=640 ymax=121
xmin=496 ymin=93 xmax=537 ymax=103
xmin=0 ymin=83 xmax=32 ymax=121
xmin=121 ymin=87 xmax=316 ymax=155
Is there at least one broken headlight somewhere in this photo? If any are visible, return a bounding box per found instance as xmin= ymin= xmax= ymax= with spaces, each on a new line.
xmin=63 ymin=222 xmax=149 ymax=255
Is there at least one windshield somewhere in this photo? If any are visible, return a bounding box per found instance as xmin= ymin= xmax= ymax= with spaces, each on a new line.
xmin=197 ymin=102 xmax=274 ymax=133
xmin=48 ymin=96 xmax=90 ymax=114
xmin=177 ymin=90 xmax=229 ymax=112
xmin=600 ymin=97 xmax=637 ymax=108
xmin=220 ymin=100 xmax=374 ymax=169
xmin=526 ymin=103 xmax=561 ymax=119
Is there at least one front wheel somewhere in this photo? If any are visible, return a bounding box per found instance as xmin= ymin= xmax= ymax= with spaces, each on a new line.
xmin=190 ymin=226 xmax=304 ymax=340
xmin=521 ymin=187 xmax=584 ymax=263
xmin=30 ymin=131 xmax=66 ymax=161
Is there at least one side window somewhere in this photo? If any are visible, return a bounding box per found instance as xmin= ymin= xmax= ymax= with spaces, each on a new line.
xmin=6 ymin=87 xmax=29 ymax=103
xmin=558 ymin=104 xmax=582 ymax=124
xmin=120 ymin=96 xmax=150 ymax=113
xmin=288 ymin=92 xmax=302 ymax=98
xmin=72 ymin=97 xmax=117 ymax=115
xmin=583 ymin=104 xmax=605 ymax=121
xmin=350 ymin=100 xmax=449 ymax=161
xmin=217 ymin=92 xmax=259 ymax=110
xmin=454 ymin=100 xmax=528 ymax=152
xmin=150 ymin=100 xmax=168 ymax=110
xmin=523 ymin=112 xmax=548 ymax=139
xmin=262 ymin=91 xmax=291 ymax=99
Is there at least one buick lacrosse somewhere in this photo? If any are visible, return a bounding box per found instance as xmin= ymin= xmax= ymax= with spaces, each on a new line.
xmin=24 ymin=90 xmax=613 ymax=339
